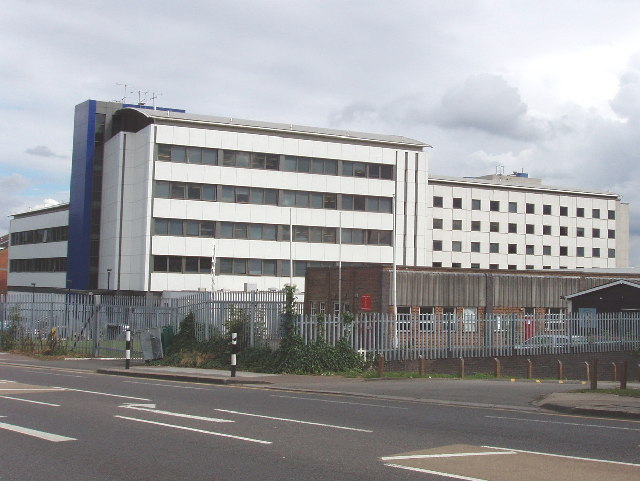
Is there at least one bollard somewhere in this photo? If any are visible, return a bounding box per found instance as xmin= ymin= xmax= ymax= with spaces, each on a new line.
xmin=418 ymin=355 xmax=425 ymax=376
xmin=459 ymin=357 xmax=465 ymax=379
xmin=125 ymin=328 xmax=131 ymax=370
xmin=611 ymin=362 xmax=617 ymax=382
xmin=527 ymin=359 xmax=533 ymax=379
xmin=584 ymin=361 xmax=590 ymax=382
xmin=590 ymin=358 xmax=598 ymax=390
xmin=494 ymin=358 xmax=501 ymax=378
xmin=377 ymin=354 xmax=385 ymax=377
xmin=557 ymin=360 xmax=563 ymax=381
xmin=620 ymin=361 xmax=628 ymax=390
xmin=230 ymin=332 xmax=238 ymax=377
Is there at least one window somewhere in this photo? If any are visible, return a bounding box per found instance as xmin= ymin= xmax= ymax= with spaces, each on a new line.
xmin=471 ymin=220 xmax=481 ymax=231
xmin=432 ymin=262 xmax=442 ymax=267
xmin=526 ymin=203 xmax=535 ymax=214
xmin=592 ymin=248 xmax=601 ymax=257
xmin=543 ymin=225 xmax=551 ymax=235
xmin=433 ymin=196 xmax=443 ymax=207
xmin=560 ymin=226 xmax=568 ymax=236
xmin=560 ymin=246 xmax=568 ymax=256
xmin=526 ymin=245 xmax=534 ymax=255
xmin=452 ymin=262 xmax=462 ymax=268
xmin=608 ymin=209 xmax=615 ymax=220
xmin=508 ymin=265 xmax=517 ymax=270
xmin=526 ymin=265 xmax=534 ymax=270
xmin=433 ymin=240 xmax=442 ymax=251
xmin=592 ymin=208 xmax=600 ymax=218
xmin=560 ymin=206 xmax=568 ymax=216
xmin=433 ymin=218 xmax=443 ymax=229
xmin=608 ymin=248 xmax=616 ymax=258
xmin=608 ymin=229 xmax=615 ymax=239
xmin=471 ymin=242 xmax=480 ymax=253
xmin=490 ymin=243 xmax=499 ymax=253
xmin=508 ymin=244 xmax=517 ymax=254
xmin=592 ymin=228 xmax=600 ymax=238
xmin=543 ymin=204 xmax=552 ymax=215
xmin=526 ymin=224 xmax=535 ymax=234
xmin=508 ymin=202 xmax=517 ymax=213
xmin=508 ymin=223 xmax=517 ymax=233
xmin=453 ymin=197 xmax=462 ymax=209
xmin=452 ymin=219 xmax=462 ymax=230
xmin=577 ymin=227 xmax=584 ymax=237
xmin=543 ymin=245 xmax=551 ymax=255
xmin=577 ymin=246 xmax=584 ymax=257
xmin=577 ymin=207 xmax=584 ymax=217
xmin=471 ymin=263 xmax=480 ymax=269
xmin=490 ymin=201 xmax=500 ymax=212
xmin=472 ymin=199 xmax=481 ymax=210
xmin=452 ymin=241 xmax=462 ymax=252
xmin=490 ymin=222 xmax=499 ymax=232
xmin=489 ymin=263 xmax=499 ymax=269
xmin=545 ymin=308 xmax=564 ymax=331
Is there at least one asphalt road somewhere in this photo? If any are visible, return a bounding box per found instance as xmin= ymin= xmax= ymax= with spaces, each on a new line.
xmin=1 ymin=361 xmax=639 ymax=481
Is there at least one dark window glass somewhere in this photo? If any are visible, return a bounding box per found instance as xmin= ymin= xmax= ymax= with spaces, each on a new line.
xmin=250 ymin=188 xmax=264 ymax=204
xmin=508 ymin=202 xmax=517 ymax=213
xmin=368 ymin=164 xmax=380 ymax=178
xmin=202 ymin=149 xmax=217 ymax=165
xmin=155 ymin=219 xmax=169 ymax=235
xmin=156 ymin=181 xmax=171 ymax=198
xmin=266 ymin=154 xmax=279 ymax=170
xmin=187 ymin=184 xmax=201 ymax=200
xmin=233 ymin=259 xmax=247 ymax=274
xmin=310 ymin=193 xmax=323 ymax=209
xmin=220 ymin=258 xmax=233 ymax=274
xmin=248 ymin=259 xmax=262 ymax=275
xmin=353 ymin=163 xmax=366 ymax=177
xmin=508 ymin=223 xmax=517 ymax=233
xmin=168 ymin=256 xmax=182 ymax=272
xmin=453 ymin=198 xmax=462 ymax=209
xmin=222 ymin=151 xmax=235 ymax=166
xmin=236 ymin=187 xmax=250 ymax=203
xmin=200 ymin=257 xmax=212 ymax=273
xmin=282 ymin=191 xmax=295 ymax=207
xmin=187 ymin=147 xmax=201 ymax=164
xmin=560 ymin=206 xmax=568 ymax=216
xmin=472 ymin=199 xmax=481 ymax=210
xmin=157 ymin=145 xmax=171 ymax=161
xmin=295 ymin=191 xmax=309 ymax=207
xmin=185 ymin=257 xmax=199 ymax=272
xmin=433 ymin=196 xmax=443 ymax=207
xmin=220 ymin=222 xmax=233 ymax=238
xmin=169 ymin=220 xmax=183 ymax=236
xmin=172 ymin=146 xmax=186 ymax=162
xmin=251 ymin=153 xmax=265 ymax=169
xmin=608 ymin=209 xmax=615 ymax=220
xmin=202 ymin=185 xmax=216 ymax=201
xmin=433 ymin=218 xmax=443 ymax=229
xmin=526 ymin=203 xmax=535 ymax=214
xmin=526 ymin=224 xmax=534 ymax=234
xmin=201 ymin=222 xmax=214 ymax=237
xmin=153 ymin=256 xmax=168 ymax=272
xmin=378 ymin=198 xmax=391 ymax=213
xmin=265 ymin=189 xmax=278 ymax=205
xmin=380 ymin=165 xmax=393 ymax=179
xmin=221 ymin=186 xmax=234 ymax=202
xmin=341 ymin=162 xmax=354 ymax=176
xmin=490 ymin=201 xmax=500 ymax=212
xmin=471 ymin=221 xmax=480 ymax=231
xmin=234 ymin=223 xmax=248 ymax=239
xmin=185 ymin=221 xmax=199 ymax=236
xmin=170 ymin=183 xmax=185 ymax=199
xmin=577 ymin=207 xmax=584 ymax=217
xmin=353 ymin=196 xmax=366 ymax=211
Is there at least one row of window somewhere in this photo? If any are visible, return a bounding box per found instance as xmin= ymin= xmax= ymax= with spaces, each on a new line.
xmin=153 ymin=218 xmax=393 ymax=245
xmin=432 ymin=240 xmax=616 ymax=258
xmin=152 ymin=256 xmax=335 ymax=277
xmin=10 ymin=226 xmax=68 ymax=246
xmin=157 ymin=144 xmax=395 ymax=180
xmin=9 ymin=257 xmax=67 ymax=273
xmin=155 ymin=181 xmax=393 ymax=213
xmin=434 ymin=196 xmax=616 ymax=220
xmin=433 ymin=262 xmax=602 ymax=271
xmin=433 ymin=219 xmax=616 ymax=238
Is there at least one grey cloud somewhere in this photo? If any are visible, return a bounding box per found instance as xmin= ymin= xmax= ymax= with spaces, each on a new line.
xmin=25 ymin=145 xmax=65 ymax=158
xmin=431 ymin=74 xmax=548 ymax=141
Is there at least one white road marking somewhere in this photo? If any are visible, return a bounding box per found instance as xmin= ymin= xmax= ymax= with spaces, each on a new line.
xmin=485 ymin=415 xmax=640 ymax=432
xmin=0 ymin=388 xmax=66 ymax=392
xmin=0 ymin=396 xmax=60 ymax=406
xmin=23 ymin=370 xmax=85 ymax=378
xmin=271 ymin=394 xmax=409 ymax=409
xmin=0 ymin=421 xmax=76 ymax=442
xmin=114 ymin=415 xmax=270 ymax=444
xmin=215 ymin=408 xmax=373 ymax=432
xmin=381 ymin=451 xmax=516 ymax=461
xmin=483 ymin=445 xmax=640 ymax=467
xmin=384 ymin=463 xmax=489 ymax=481
xmin=55 ymin=387 xmax=150 ymax=401
xmin=119 ymin=403 xmax=233 ymax=423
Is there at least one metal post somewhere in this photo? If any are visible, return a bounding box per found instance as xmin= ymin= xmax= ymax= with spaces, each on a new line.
xmin=107 ymin=269 xmax=112 ymax=290
xmin=231 ymin=332 xmax=238 ymax=377
xmin=527 ymin=358 xmax=533 ymax=379
xmin=30 ymin=283 xmax=36 ymax=337
xmin=620 ymin=361 xmax=628 ymax=390
xmin=590 ymin=358 xmax=598 ymax=390
xmin=125 ymin=328 xmax=131 ymax=370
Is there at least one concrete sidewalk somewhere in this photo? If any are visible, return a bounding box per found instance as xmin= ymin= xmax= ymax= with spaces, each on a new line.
xmin=1 ymin=352 xmax=638 ymax=419
xmin=94 ymin=362 xmax=640 ymax=420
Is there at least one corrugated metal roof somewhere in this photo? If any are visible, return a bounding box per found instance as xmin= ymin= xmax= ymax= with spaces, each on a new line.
xmin=126 ymin=107 xmax=429 ymax=148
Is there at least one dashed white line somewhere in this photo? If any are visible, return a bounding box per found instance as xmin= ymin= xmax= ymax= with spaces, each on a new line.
xmin=0 ymin=421 xmax=76 ymax=442
xmin=120 ymin=403 xmax=232 ymax=423
xmin=271 ymin=394 xmax=409 ymax=409
xmin=483 ymin=445 xmax=640 ymax=467
xmin=215 ymin=408 xmax=373 ymax=432
xmin=0 ymin=396 xmax=60 ymax=406
xmin=114 ymin=415 xmax=271 ymax=444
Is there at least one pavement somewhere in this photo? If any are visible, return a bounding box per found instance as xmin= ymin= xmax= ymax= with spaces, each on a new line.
xmin=1 ymin=352 xmax=639 ymax=419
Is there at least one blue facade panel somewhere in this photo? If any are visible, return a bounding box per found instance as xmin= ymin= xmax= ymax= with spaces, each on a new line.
xmin=66 ymin=100 xmax=96 ymax=290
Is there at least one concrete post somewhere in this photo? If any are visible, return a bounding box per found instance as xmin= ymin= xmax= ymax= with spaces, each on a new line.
xmin=494 ymin=358 xmax=501 ymax=378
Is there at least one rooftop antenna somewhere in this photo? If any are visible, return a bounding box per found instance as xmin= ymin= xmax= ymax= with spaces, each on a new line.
xmin=495 ymin=164 xmax=505 ymax=176
xmin=136 ymin=90 xmax=146 ymax=106
xmin=115 ymin=83 xmax=129 ymax=103
xmin=149 ymin=92 xmax=162 ymax=109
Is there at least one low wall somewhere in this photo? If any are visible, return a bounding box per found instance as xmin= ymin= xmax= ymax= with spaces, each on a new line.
xmin=385 ymin=351 xmax=640 ymax=381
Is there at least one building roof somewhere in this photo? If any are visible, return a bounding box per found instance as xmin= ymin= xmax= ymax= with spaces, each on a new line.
xmin=429 ymin=174 xmax=621 ymax=199
xmin=11 ymin=202 xmax=70 ymax=219
xmin=119 ymin=107 xmax=430 ymax=149
xmin=564 ymin=279 xmax=640 ymax=299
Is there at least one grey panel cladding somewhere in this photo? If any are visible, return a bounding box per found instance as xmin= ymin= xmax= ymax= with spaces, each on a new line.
xmin=393 ymin=270 xmax=632 ymax=309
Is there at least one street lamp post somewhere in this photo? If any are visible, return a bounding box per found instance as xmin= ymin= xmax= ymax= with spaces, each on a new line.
xmin=107 ymin=269 xmax=112 ymax=291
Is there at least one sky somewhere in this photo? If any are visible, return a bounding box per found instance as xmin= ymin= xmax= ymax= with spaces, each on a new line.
xmin=2 ymin=1 xmax=640 ymax=264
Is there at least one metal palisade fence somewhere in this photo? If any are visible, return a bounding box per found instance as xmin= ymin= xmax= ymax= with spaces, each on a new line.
xmin=1 ymin=291 xmax=639 ymax=360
